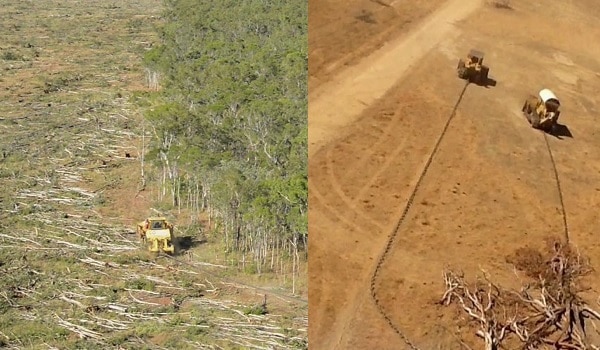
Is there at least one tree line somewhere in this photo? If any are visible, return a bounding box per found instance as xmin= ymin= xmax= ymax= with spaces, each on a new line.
xmin=141 ymin=0 xmax=307 ymax=275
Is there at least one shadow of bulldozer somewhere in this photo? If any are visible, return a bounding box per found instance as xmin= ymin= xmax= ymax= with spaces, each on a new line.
xmin=472 ymin=75 xmax=497 ymax=88
xmin=549 ymin=123 xmax=573 ymax=140
xmin=175 ymin=235 xmax=207 ymax=253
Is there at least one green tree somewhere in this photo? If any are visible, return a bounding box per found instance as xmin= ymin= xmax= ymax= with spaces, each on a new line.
xmin=141 ymin=0 xmax=307 ymax=277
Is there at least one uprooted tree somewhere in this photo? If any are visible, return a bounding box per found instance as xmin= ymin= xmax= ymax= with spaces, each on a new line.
xmin=440 ymin=237 xmax=600 ymax=350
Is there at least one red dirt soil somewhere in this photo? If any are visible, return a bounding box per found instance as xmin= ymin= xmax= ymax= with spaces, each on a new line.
xmin=309 ymin=0 xmax=600 ymax=348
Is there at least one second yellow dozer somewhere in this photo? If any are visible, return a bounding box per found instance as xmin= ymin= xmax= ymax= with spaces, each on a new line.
xmin=521 ymin=88 xmax=561 ymax=133
xmin=136 ymin=217 xmax=175 ymax=254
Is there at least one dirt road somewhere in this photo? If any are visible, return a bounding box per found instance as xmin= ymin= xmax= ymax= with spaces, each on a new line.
xmin=308 ymin=0 xmax=483 ymax=157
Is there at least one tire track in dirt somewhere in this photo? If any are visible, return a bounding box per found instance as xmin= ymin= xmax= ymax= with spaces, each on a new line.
xmin=315 ymin=96 xmax=424 ymax=237
xmin=325 ymin=147 xmax=385 ymax=230
xmin=310 ymin=96 xmax=433 ymax=303
xmin=317 ymin=90 xmax=443 ymax=239
xmin=330 ymin=122 xmax=396 ymax=185
xmin=310 ymin=6 xmax=401 ymax=82
xmin=309 ymin=0 xmax=448 ymax=95
xmin=309 ymin=175 xmax=375 ymax=233
xmin=309 ymin=0 xmax=484 ymax=158
xmin=352 ymin=135 xmax=410 ymax=204
xmin=311 ymin=115 xmax=401 ymax=232
xmin=323 ymin=134 xmax=410 ymax=230
xmin=311 ymin=22 xmax=398 ymax=87
xmin=163 ymin=254 xmax=308 ymax=305
xmin=369 ymin=81 xmax=469 ymax=349
xmin=312 ymin=88 xmax=460 ymax=348
xmin=324 ymin=82 xmax=468 ymax=350
xmin=310 ymin=1 xmax=484 ymax=347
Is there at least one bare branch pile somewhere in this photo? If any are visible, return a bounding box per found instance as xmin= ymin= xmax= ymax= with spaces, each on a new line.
xmin=441 ymin=240 xmax=600 ymax=349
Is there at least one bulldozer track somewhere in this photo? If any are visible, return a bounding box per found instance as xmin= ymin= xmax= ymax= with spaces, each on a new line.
xmin=369 ymin=81 xmax=469 ymax=349
xmin=325 ymin=146 xmax=387 ymax=231
xmin=542 ymin=132 xmax=570 ymax=242
xmin=163 ymin=254 xmax=308 ymax=306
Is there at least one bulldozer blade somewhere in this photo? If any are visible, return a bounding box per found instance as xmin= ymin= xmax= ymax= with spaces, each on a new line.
xmin=160 ymin=239 xmax=175 ymax=254
xmin=456 ymin=59 xmax=467 ymax=79
xmin=530 ymin=113 xmax=541 ymax=129
xmin=149 ymin=239 xmax=159 ymax=252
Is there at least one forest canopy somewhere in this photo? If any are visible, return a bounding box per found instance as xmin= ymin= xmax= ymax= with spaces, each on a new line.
xmin=142 ymin=0 xmax=307 ymax=271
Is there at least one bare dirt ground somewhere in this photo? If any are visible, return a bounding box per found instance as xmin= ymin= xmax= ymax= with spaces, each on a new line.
xmin=309 ymin=0 xmax=600 ymax=348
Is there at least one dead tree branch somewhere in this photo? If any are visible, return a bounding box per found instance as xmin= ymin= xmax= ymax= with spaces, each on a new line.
xmin=441 ymin=241 xmax=600 ymax=349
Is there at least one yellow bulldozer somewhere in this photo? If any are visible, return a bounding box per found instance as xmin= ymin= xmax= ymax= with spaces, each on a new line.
xmin=521 ymin=88 xmax=561 ymax=133
xmin=457 ymin=49 xmax=490 ymax=85
xmin=136 ymin=217 xmax=175 ymax=254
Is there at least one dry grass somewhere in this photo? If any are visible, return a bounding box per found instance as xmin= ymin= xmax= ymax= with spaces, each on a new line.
xmin=0 ymin=1 xmax=307 ymax=348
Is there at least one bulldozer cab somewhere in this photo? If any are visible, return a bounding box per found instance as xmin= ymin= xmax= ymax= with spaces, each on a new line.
xmin=152 ymin=221 xmax=163 ymax=229
xmin=539 ymin=89 xmax=560 ymax=113
xmin=467 ymin=50 xmax=484 ymax=66
xmin=148 ymin=217 xmax=168 ymax=230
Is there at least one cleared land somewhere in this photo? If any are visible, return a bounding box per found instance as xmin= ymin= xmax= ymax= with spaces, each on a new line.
xmin=0 ymin=1 xmax=306 ymax=349
xmin=309 ymin=0 xmax=600 ymax=348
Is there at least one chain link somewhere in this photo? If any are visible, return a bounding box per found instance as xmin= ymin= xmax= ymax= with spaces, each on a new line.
xmin=542 ymin=132 xmax=569 ymax=242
